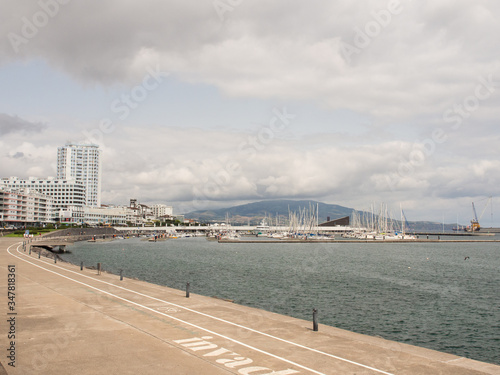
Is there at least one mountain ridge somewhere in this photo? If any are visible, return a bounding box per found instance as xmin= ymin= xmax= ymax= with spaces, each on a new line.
xmin=184 ymin=199 xmax=457 ymax=231
xmin=185 ymin=199 xmax=351 ymax=224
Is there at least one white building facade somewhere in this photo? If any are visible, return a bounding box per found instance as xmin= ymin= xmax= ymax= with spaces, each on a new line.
xmin=0 ymin=177 xmax=85 ymax=209
xmin=57 ymin=143 xmax=101 ymax=207
xmin=0 ymin=187 xmax=55 ymax=225
xmin=60 ymin=205 xmax=129 ymax=226
xmin=151 ymin=204 xmax=173 ymax=218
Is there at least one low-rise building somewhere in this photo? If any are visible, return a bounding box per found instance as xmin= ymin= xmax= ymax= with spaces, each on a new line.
xmin=59 ymin=205 xmax=129 ymax=226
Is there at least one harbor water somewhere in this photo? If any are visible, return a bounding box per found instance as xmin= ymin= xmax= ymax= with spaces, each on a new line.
xmin=61 ymin=236 xmax=500 ymax=365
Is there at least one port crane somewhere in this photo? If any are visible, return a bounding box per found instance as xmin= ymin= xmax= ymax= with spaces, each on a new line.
xmin=469 ymin=197 xmax=492 ymax=232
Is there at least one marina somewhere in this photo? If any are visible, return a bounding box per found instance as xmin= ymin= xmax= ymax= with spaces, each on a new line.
xmin=2 ymin=2 xmax=500 ymax=374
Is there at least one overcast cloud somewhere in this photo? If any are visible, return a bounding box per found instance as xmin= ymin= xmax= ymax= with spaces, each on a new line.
xmin=0 ymin=0 xmax=499 ymax=225
xmin=0 ymin=113 xmax=47 ymax=135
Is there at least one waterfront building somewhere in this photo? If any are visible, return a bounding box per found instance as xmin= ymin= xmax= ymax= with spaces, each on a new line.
xmin=57 ymin=143 xmax=101 ymax=207
xmin=151 ymin=204 xmax=173 ymax=218
xmin=57 ymin=203 xmax=169 ymax=226
xmin=60 ymin=205 xmax=129 ymax=226
xmin=128 ymin=199 xmax=173 ymax=224
xmin=0 ymin=177 xmax=85 ymax=209
xmin=0 ymin=187 xmax=55 ymax=225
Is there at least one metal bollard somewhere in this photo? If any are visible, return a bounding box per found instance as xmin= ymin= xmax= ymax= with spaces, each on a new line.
xmin=97 ymin=262 xmax=102 ymax=275
xmin=120 ymin=269 xmax=123 ymax=281
xmin=54 ymin=256 xmax=57 ymax=264
xmin=80 ymin=261 xmax=84 ymax=271
xmin=186 ymin=282 xmax=190 ymax=298
xmin=313 ymin=308 xmax=318 ymax=332
xmin=29 ymin=248 xmax=31 ymax=255
xmin=38 ymin=251 xmax=41 ymax=259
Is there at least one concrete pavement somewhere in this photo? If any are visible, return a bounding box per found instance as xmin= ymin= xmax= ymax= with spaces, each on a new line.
xmin=1 ymin=237 xmax=499 ymax=375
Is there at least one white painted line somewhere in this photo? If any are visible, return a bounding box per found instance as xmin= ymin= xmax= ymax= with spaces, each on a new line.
xmin=9 ymin=242 xmax=395 ymax=375
xmin=8 ymin=243 xmax=321 ymax=375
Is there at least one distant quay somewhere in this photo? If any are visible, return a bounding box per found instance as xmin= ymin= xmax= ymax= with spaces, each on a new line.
xmin=219 ymin=238 xmax=500 ymax=243
xmin=414 ymin=232 xmax=495 ymax=236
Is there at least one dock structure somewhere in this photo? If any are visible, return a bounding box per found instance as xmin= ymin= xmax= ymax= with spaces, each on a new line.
xmin=2 ymin=237 xmax=499 ymax=375
xmin=26 ymin=238 xmax=74 ymax=253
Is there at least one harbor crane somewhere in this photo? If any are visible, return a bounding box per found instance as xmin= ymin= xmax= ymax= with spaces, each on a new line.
xmin=469 ymin=197 xmax=492 ymax=232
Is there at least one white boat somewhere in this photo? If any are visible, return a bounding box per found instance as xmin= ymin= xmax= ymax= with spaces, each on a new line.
xmin=220 ymin=230 xmax=240 ymax=240
xmin=254 ymin=219 xmax=270 ymax=236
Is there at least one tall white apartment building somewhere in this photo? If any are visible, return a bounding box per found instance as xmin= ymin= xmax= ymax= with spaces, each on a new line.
xmin=57 ymin=143 xmax=101 ymax=207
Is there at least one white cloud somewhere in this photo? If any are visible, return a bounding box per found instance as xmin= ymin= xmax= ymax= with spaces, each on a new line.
xmin=1 ymin=1 xmax=499 ymax=223
xmin=2 ymin=1 xmax=500 ymax=119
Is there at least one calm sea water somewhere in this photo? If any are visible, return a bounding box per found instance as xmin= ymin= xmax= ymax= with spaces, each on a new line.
xmin=61 ymin=236 xmax=500 ymax=365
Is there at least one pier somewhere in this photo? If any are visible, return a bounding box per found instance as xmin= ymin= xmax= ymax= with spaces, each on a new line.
xmin=2 ymin=236 xmax=499 ymax=374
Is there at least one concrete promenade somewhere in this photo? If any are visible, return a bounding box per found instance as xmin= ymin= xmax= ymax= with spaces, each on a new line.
xmin=1 ymin=237 xmax=499 ymax=375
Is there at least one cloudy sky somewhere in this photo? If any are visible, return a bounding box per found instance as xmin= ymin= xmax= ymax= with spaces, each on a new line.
xmin=1 ymin=1 xmax=499 ymax=225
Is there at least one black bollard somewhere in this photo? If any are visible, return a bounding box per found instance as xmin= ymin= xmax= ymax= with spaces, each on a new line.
xmin=29 ymin=248 xmax=31 ymax=255
xmin=186 ymin=282 xmax=190 ymax=298
xmin=38 ymin=251 xmax=41 ymax=259
xmin=80 ymin=261 xmax=84 ymax=271
xmin=313 ymin=308 xmax=318 ymax=332
xmin=97 ymin=262 xmax=102 ymax=275
xmin=120 ymin=269 xmax=123 ymax=281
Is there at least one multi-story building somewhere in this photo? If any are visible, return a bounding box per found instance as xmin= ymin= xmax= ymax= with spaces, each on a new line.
xmin=59 ymin=205 xmax=128 ymax=226
xmin=56 ymin=201 xmax=176 ymax=227
xmin=0 ymin=177 xmax=85 ymax=209
xmin=57 ymin=143 xmax=101 ymax=207
xmin=0 ymin=187 xmax=55 ymax=225
xmin=151 ymin=204 xmax=173 ymax=218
